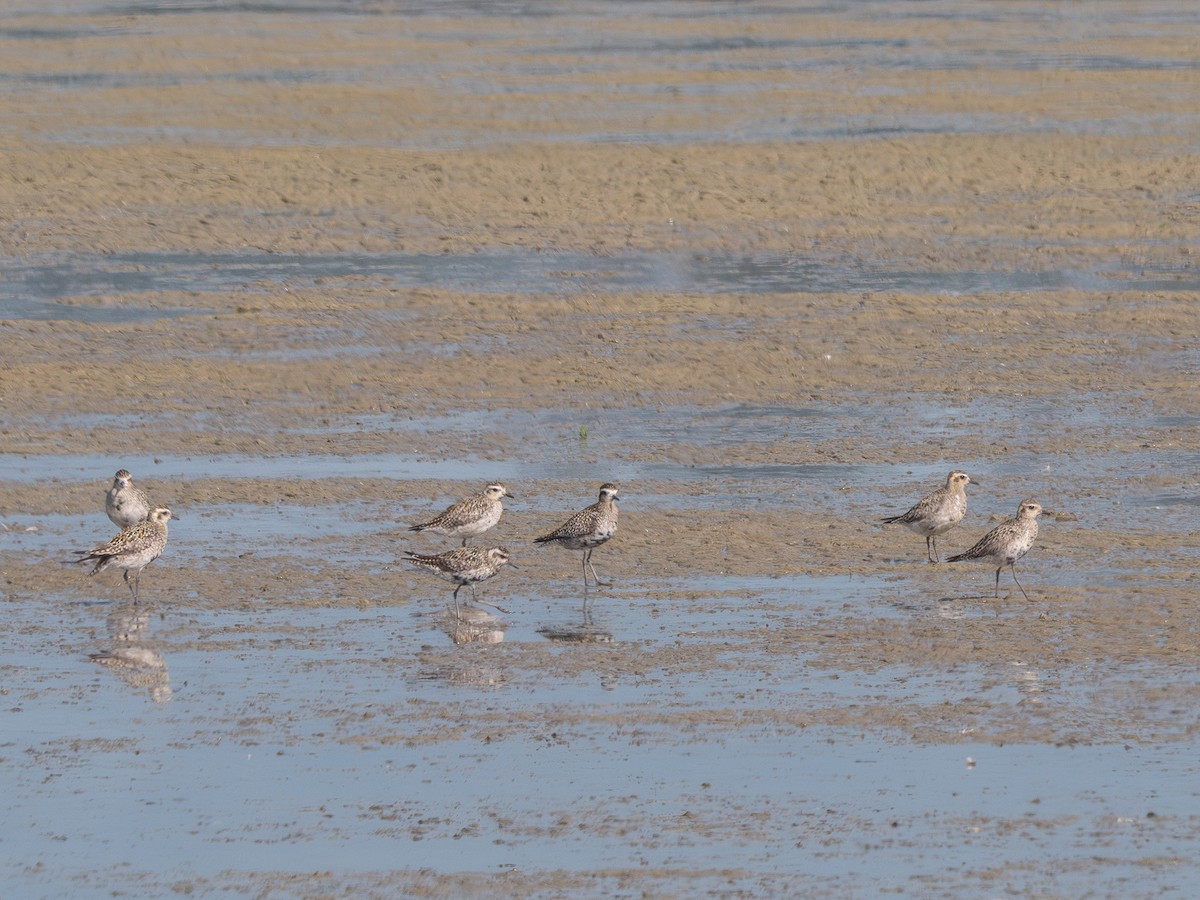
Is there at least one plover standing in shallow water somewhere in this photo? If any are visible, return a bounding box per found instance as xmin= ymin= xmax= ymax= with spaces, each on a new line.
xmin=408 ymin=483 xmax=514 ymax=546
xmin=534 ymin=484 xmax=620 ymax=610
xmin=881 ymin=470 xmax=974 ymax=563
xmin=947 ymin=498 xmax=1042 ymax=599
xmin=73 ymin=507 xmax=175 ymax=603
xmin=105 ymin=469 xmax=153 ymax=529
xmin=404 ymin=546 xmax=516 ymax=617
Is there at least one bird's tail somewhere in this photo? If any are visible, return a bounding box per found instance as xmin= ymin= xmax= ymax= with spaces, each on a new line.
xmin=66 ymin=551 xmax=110 ymax=575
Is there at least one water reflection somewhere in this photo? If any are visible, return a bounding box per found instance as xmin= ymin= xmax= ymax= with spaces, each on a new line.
xmin=89 ymin=602 xmax=173 ymax=703
xmin=534 ymin=583 xmax=616 ymax=641
xmin=537 ymin=624 xmax=614 ymax=643
xmin=444 ymin=607 xmax=506 ymax=645
xmin=1010 ymin=661 xmax=1045 ymax=704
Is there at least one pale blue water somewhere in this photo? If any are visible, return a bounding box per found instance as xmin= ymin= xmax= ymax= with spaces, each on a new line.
xmin=10 ymin=0 xmax=1200 ymax=148
xmin=3 ymin=388 xmax=1196 ymax=894
xmin=3 ymin=248 xmax=1198 ymax=324
xmin=3 ymin=0 xmax=1199 ymax=895
xmin=2 ymin=582 xmax=1197 ymax=896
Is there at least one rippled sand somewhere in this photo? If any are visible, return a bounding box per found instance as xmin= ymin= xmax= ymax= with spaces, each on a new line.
xmin=2 ymin=2 xmax=1199 ymax=896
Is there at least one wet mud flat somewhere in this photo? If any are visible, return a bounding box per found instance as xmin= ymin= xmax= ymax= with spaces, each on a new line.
xmin=3 ymin=1 xmax=1200 ymax=897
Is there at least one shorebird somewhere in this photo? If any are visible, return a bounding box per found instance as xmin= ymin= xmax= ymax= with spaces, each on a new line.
xmin=947 ymin=498 xmax=1042 ymax=599
xmin=534 ymin=483 xmax=620 ymax=619
xmin=881 ymin=470 xmax=974 ymax=563
xmin=404 ymin=546 xmax=515 ymax=617
xmin=105 ymin=469 xmax=153 ymax=529
xmin=409 ymin=483 xmax=513 ymax=546
xmin=73 ymin=507 xmax=174 ymax=603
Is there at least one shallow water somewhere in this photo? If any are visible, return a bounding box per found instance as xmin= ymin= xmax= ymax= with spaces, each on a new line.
xmin=14 ymin=0 xmax=1200 ymax=147
xmin=4 ymin=0 xmax=1200 ymax=895
xmin=4 ymin=572 xmax=1199 ymax=896
xmin=4 ymin=248 xmax=1200 ymax=324
xmin=5 ymin=415 xmax=1197 ymax=893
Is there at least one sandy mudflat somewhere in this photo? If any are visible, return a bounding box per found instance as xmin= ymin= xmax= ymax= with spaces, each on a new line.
xmin=2 ymin=2 xmax=1199 ymax=896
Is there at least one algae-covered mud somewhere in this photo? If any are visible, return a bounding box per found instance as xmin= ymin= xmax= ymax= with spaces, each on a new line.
xmin=2 ymin=1 xmax=1199 ymax=896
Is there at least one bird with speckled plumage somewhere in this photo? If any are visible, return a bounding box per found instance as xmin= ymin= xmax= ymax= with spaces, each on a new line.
xmin=105 ymin=469 xmax=153 ymax=529
xmin=534 ymin=483 xmax=619 ymax=594
xmin=409 ymin=483 xmax=513 ymax=546
xmin=882 ymin=470 xmax=974 ymax=563
xmin=947 ymin=498 xmax=1042 ymax=599
xmin=404 ymin=546 xmax=515 ymax=617
xmin=73 ymin=507 xmax=175 ymax=603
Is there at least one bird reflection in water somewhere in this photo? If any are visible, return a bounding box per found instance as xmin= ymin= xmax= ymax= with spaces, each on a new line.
xmin=89 ymin=602 xmax=172 ymax=703
xmin=537 ymin=623 xmax=613 ymax=643
xmin=444 ymin=606 xmax=506 ymax=645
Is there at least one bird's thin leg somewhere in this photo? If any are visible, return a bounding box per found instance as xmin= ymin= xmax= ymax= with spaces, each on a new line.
xmin=585 ymin=547 xmax=608 ymax=587
xmin=993 ymin=567 xmax=1001 ymax=599
xmin=581 ymin=560 xmax=592 ymax=623
xmin=1009 ymin=565 xmax=1030 ymax=601
xmin=927 ymin=536 xmax=937 ymax=564
xmin=452 ymin=584 xmax=462 ymax=618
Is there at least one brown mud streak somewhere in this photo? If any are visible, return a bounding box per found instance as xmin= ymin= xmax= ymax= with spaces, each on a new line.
xmin=1 ymin=5 xmax=1199 ymax=893
xmin=1 ymin=7 xmax=1198 ymax=690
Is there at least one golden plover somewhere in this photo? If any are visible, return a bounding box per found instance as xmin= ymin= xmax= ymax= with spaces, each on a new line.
xmin=105 ymin=469 xmax=153 ymax=529
xmin=947 ymin=498 xmax=1042 ymax=599
xmin=409 ymin=483 xmax=514 ymax=546
xmin=882 ymin=470 xmax=974 ymax=563
xmin=534 ymin=483 xmax=620 ymax=599
xmin=74 ymin=507 xmax=175 ymax=603
xmin=404 ymin=545 xmax=515 ymax=617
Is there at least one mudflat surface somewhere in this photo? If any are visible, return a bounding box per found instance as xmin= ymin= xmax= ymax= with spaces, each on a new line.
xmin=2 ymin=2 xmax=1199 ymax=897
